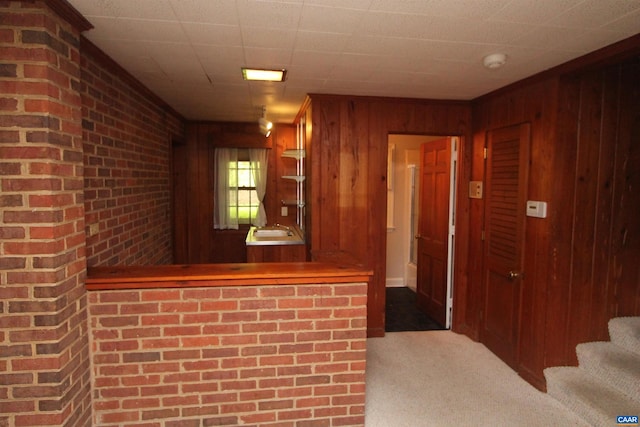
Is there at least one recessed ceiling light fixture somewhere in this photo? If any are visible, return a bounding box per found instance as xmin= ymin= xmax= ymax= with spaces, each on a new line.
xmin=242 ymin=67 xmax=287 ymax=82
xmin=483 ymin=53 xmax=507 ymax=69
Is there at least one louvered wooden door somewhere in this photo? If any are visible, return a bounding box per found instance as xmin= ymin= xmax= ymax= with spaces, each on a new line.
xmin=481 ymin=123 xmax=530 ymax=369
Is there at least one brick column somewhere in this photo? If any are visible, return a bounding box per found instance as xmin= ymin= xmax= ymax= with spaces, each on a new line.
xmin=0 ymin=1 xmax=92 ymax=426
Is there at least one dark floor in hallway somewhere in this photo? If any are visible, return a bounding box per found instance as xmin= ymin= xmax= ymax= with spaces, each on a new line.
xmin=385 ymin=287 xmax=446 ymax=332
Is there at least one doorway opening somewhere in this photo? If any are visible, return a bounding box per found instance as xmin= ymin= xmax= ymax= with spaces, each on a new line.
xmin=385 ymin=134 xmax=459 ymax=331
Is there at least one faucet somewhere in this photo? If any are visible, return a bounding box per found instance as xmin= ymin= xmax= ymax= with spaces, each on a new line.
xmin=275 ymin=223 xmax=293 ymax=236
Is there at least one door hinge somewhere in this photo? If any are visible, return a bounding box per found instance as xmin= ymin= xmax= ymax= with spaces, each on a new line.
xmin=483 ymin=147 xmax=488 ymax=159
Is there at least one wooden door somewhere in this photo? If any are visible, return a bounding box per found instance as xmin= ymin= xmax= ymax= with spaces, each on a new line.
xmin=481 ymin=123 xmax=530 ymax=369
xmin=416 ymin=138 xmax=451 ymax=327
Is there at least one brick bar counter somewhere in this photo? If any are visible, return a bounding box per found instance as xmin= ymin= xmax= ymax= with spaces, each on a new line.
xmin=86 ymin=262 xmax=371 ymax=427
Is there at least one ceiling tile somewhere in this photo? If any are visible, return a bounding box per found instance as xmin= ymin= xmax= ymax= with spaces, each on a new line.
xmin=106 ymin=0 xmax=175 ymax=20
xmin=289 ymin=51 xmax=340 ymax=74
xmin=294 ymin=31 xmax=351 ymax=52
xmin=368 ymin=0 xmax=442 ymax=15
xmin=488 ymin=0 xmax=583 ymax=24
xmin=303 ymin=0 xmax=372 ymax=10
xmin=182 ymin=23 xmax=243 ymax=46
xmin=510 ymin=25 xmax=588 ymax=50
xmin=169 ymin=0 xmax=239 ymax=25
xmin=419 ymin=41 xmax=510 ymax=62
xmin=459 ymin=20 xmax=536 ymax=45
xmin=196 ymin=46 xmax=246 ymax=80
xmin=243 ymin=47 xmax=293 ymax=68
xmin=369 ymin=0 xmax=510 ymax=19
xmin=344 ymin=36 xmax=430 ymax=56
xmin=85 ymin=17 xmax=189 ymax=43
xmin=236 ymin=0 xmax=303 ymax=29
xmin=554 ymin=28 xmax=634 ymax=53
xmin=154 ymin=64 xmax=208 ymax=84
xmin=298 ymin=5 xmax=365 ymax=33
xmin=407 ymin=0 xmax=512 ymax=19
xmin=328 ymin=55 xmax=384 ymax=81
xmin=601 ymin=9 xmax=640 ymax=35
xmin=73 ymin=0 xmax=173 ymax=21
xmin=356 ymin=12 xmax=439 ymax=39
xmin=67 ymin=0 xmax=640 ymax=123
xmin=241 ymin=27 xmax=298 ymax=49
xmin=550 ymin=0 xmax=640 ymax=28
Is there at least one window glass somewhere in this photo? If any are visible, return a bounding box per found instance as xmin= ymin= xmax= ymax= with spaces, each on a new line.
xmin=214 ymin=147 xmax=267 ymax=229
xmin=229 ymin=159 xmax=258 ymax=224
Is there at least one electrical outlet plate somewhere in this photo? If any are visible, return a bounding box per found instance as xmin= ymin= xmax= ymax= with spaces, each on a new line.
xmin=469 ymin=181 xmax=483 ymax=199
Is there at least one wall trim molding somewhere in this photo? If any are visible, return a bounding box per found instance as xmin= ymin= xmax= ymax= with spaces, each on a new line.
xmin=46 ymin=0 xmax=93 ymax=31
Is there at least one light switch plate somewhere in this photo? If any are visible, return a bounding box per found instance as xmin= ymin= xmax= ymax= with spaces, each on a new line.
xmin=281 ymin=206 xmax=288 ymax=217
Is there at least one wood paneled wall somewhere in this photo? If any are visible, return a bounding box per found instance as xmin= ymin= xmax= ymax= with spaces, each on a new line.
xmin=301 ymin=46 xmax=639 ymax=388
xmin=174 ymin=122 xmax=297 ymax=264
xmin=547 ymin=57 xmax=640 ymax=365
xmin=303 ymin=95 xmax=472 ymax=337
xmin=471 ymin=55 xmax=640 ymax=388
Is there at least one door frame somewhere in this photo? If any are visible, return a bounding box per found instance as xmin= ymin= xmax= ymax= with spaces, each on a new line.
xmin=385 ymin=134 xmax=461 ymax=329
xmin=445 ymin=136 xmax=459 ymax=328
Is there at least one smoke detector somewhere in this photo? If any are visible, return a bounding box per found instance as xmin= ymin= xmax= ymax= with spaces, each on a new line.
xmin=483 ymin=53 xmax=507 ymax=69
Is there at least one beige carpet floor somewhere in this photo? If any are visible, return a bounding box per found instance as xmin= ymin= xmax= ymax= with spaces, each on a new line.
xmin=365 ymin=331 xmax=590 ymax=426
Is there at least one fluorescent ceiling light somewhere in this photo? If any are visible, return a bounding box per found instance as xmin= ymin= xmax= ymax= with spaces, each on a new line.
xmin=242 ymin=68 xmax=287 ymax=82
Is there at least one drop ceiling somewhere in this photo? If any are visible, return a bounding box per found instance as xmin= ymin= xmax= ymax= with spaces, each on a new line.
xmin=67 ymin=0 xmax=640 ymax=124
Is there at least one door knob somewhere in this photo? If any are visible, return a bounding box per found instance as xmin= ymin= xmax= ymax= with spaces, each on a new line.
xmin=508 ymin=271 xmax=521 ymax=280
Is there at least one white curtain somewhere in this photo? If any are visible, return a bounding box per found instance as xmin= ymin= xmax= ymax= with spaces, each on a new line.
xmin=214 ymin=148 xmax=238 ymax=229
xmin=250 ymin=148 xmax=269 ymax=227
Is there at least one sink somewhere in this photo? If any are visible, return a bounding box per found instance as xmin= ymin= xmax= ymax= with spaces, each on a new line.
xmin=253 ymin=229 xmax=290 ymax=237
xmin=246 ymin=225 xmax=304 ymax=246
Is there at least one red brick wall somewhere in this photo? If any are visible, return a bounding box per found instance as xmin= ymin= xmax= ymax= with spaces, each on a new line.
xmin=88 ymin=282 xmax=368 ymax=426
xmin=81 ymin=39 xmax=185 ymax=267
xmin=0 ymin=2 xmax=90 ymax=426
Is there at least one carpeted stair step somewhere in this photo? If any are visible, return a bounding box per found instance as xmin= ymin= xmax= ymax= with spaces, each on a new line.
xmin=544 ymin=367 xmax=640 ymax=427
xmin=609 ymin=317 xmax=640 ymax=356
xmin=576 ymin=341 xmax=640 ymax=402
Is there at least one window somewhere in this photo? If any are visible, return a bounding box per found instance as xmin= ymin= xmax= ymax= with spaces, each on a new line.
xmin=214 ymin=148 xmax=268 ymax=229
xmin=228 ymin=158 xmax=259 ymax=224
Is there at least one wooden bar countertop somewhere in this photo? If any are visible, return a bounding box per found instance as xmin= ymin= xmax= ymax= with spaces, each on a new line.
xmin=86 ymin=262 xmax=373 ymax=291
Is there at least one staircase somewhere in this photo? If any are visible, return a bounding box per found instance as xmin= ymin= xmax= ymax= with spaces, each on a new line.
xmin=545 ymin=317 xmax=640 ymax=426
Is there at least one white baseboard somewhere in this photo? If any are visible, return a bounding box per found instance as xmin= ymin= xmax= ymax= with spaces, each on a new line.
xmin=385 ymin=278 xmax=405 ymax=288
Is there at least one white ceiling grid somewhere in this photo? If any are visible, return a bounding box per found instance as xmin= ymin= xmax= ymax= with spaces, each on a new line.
xmin=67 ymin=0 xmax=640 ymax=123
